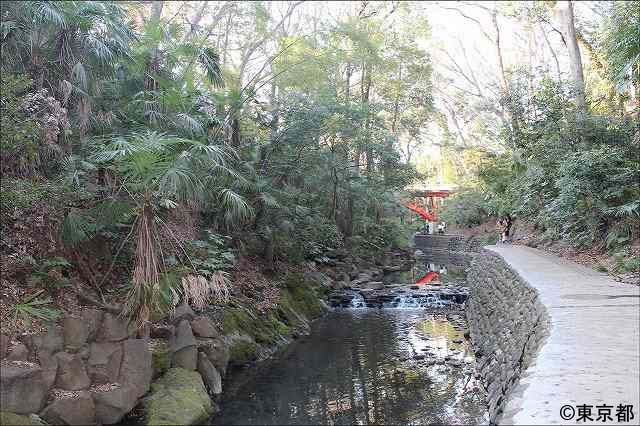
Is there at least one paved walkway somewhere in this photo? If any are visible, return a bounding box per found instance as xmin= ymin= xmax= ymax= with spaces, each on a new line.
xmin=487 ymin=245 xmax=640 ymax=425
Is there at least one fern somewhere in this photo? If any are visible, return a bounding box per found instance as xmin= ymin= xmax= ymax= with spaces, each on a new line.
xmin=13 ymin=291 xmax=62 ymax=328
xmin=61 ymin=211 xmax=92 ymax=247
xmin=606 ymin=200 xmax=640 ymax=218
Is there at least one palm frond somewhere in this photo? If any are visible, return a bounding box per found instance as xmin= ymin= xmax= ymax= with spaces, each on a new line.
xmin=30 ymin=1 xmax=66 ymax=27
xmin=173 ymin=113 xmax=205 ymax=137
xmin=71 ymin=61 xmax=88 ymax=91
xmin=61 ymin=211 xmax=92 ymax=247
xmin=606 ymin=200 xmax=640 ymax=217
xmin=158 ymin=162 xmax=203 ymax=204
xmin=218 ymin=188 xmax=254 ymax=226
xmin=198 ymin=46 xmax=224 ymax=88
xmin=259 ymin=192 xmax=281 ymax=209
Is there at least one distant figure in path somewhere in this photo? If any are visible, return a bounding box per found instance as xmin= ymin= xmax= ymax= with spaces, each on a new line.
xmin=498 ymin=214 xmax=513 ymax=243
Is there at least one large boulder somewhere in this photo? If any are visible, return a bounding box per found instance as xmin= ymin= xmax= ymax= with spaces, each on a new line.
xmin=370 ymin=268 xmax=384 ymax=281
xmin=190 ymin=316 xmax=218 ymax=338
xmin=142 ymin=368 xmax=214 ymax=425
xmin=81 ymin=309 xmax=103 ymax=341
xmin=172 ymin=320 xmax=196 ymax=351
xmin=197 ymin=352 xmax=222 ymax=395
xmin=24 ymin=327 xmax=63 ymax=361
xmin=172 ymin=347 xmax=198 ymax=371
xmin=0 ymin=365 xmax=49 ymax=414
xmin=171 ymin=320 xmax=197 ymax=371
xmin=6 ymin=343 xmax=30 ymax=361
xmin=118 ymin=339 xmax=152 ymax=398
xmin=351 ymin=273 xmax=372 ymax=286
xmin=93 ymin=384 xmax=139 ymax=425
xmin=62 ymin=315 xmax=89 ymax=351
xmin=23 ymin=327 xmax=62 ymax=389
xmin=170 ymin=304 xmax=195 ymax=325
xmin=199 ymin=339 xmax=230 ymax=376
xmin=88 ymin=342 xmax=122 ymax=384
xmin=40 ymin=391 xmax=95 ymax=425
xmin=97 ymin=313 xmax=131 ymax=342
xmin=0 ymin=334 xmax=10 ymax=359
xmin=55 ymin=352 xmax=91 ymax=390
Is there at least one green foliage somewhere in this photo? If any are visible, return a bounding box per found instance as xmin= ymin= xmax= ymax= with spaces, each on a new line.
xmin=185 ymin=230 xmax=236 ymax=276
xmin=60 ymin=199 xmax=135 ymax=247
xmin=2 ymin=0 xmax=435 ymax=327
xmin=12 ymin=291 xmax=62 ymax=327
xmin=26 ymin=257 xmax=72 ymax=289
xmin=439 ymin=190 xmax=492 ymax=228
xmin=287 ymin=214 xmax=344 ymax=260
xmin=613 ymin=249 xmax=640 ymax=274
xmin=465 ymin=79 xmax=639 ymax=249
xmin=601 ymin=1 xmax=640 ymax=92
xmin=0 ymin=75 xmax=40 ymax=173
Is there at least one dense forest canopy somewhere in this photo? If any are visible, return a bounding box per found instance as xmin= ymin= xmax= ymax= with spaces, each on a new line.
xmin=1 ymin=1 xmax=638 ymax=327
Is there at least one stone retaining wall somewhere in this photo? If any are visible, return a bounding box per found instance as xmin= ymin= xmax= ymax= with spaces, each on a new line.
xmin=1 ymin=311 xmax=152 ymax=425
xmin=0 ymin=305 xmax=243 ymax=425
xmin=414 ymin=234 xmax=484 ymax=253
xmin=465 ymin=249 xmax=550 ymax=424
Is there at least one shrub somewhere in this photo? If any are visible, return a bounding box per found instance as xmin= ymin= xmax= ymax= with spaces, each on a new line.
xmin=439 ymin=190 xmax=491 ymax=228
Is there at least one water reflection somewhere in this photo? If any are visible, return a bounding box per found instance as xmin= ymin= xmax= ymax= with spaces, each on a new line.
xmin=212 ymin=310 xmax=487 ymax=425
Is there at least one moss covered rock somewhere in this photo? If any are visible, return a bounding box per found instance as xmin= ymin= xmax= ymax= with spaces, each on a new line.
xmin=222 ymin=307 xmax=252 ymax=335
xmin=149 ymin=340 xmax=171 ymax=379
xmin=223 ymin=306 xmax=287 ymax=346
xmin=217 ymin=272 xmax=327 ymax=368
xmin=0 ymin=411 xmax=46 ymax=425
xmin=283 ymin=273 xmax=327 ymax=319
xmin=228 ymin=339 xmax=258 ymax=365
xmin=142 ymin=368 xmax=214 ymax=425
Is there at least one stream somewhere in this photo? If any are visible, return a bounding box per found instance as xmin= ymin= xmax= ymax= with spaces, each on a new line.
xmin=212 ymin=255 xmax=488 ymax=425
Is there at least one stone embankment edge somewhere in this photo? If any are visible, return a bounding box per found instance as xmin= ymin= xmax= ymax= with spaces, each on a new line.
xmin=465 ymin=247 xmax=551 ymax=424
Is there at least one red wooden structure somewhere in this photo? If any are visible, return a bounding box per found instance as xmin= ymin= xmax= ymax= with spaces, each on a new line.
xmin=416 ymin=271 xmax=439 ymax=284
xmin=404 ymin=190 xmax=453 ymax=223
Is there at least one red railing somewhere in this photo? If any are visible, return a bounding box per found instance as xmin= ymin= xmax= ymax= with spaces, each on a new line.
xmin=405 ymin=202 xmax=435 ymax=221
xmin=416 ymin=271 xmax=439 ymax=284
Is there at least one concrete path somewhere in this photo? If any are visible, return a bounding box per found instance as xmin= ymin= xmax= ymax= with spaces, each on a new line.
xmin=487 ymin=245 xmax=640 ymax=425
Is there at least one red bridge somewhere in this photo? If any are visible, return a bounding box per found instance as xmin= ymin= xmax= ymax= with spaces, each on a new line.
xmin=404 ymin=190 xmax=453 ymax=224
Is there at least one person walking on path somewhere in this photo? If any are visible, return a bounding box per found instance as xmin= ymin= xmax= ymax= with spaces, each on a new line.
xmin=497 ymin=214 xmax=513 ymax=243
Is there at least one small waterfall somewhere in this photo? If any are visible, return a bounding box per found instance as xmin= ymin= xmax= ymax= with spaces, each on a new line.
xmin=349 ymin=292 xmax=367 ymax=309
xmin=384 ymin=293 xmax=450 ymax=309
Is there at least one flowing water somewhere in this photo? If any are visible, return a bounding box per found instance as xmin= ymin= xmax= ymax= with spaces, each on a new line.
xmin=212 ymin=256 xmax=488 ymax=425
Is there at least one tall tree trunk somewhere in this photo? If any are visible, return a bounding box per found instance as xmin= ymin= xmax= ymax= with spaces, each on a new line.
xmin=362 ymin=62 xmax=373 ymax=172
xmin=345 ymin=63 xmax=352 ymax=99
xmin=144 ymin=1 xmax=164 ymax=92
xmin=151 ymin=1 xmax=164 ymax=21
xmin=492 ymin=10 xmax=509 ymax=97
xmin=557 ymin=0 xmax=586 ymax=112
xmin=222 ymin=6 xmax=234 ymax=67
xmin=490 ymin=8 xmax=524 ymax=145
xmin=541 ymin=26 xmax=562 ymax=82
xmin=391 ymin=63 xmax=402 ymax=136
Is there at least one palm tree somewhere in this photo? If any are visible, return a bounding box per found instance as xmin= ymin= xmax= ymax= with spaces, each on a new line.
xmin=1 ymin=1 xmax=135 ymax=139
xmin=92 ymin=130 xmax=252 ymax=330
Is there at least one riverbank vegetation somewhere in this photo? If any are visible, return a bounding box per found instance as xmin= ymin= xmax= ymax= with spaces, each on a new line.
xmin=1 ymin=1 xmax=638 ymax=336
xmin=0 ymin=1 xmax=427 ymax=334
